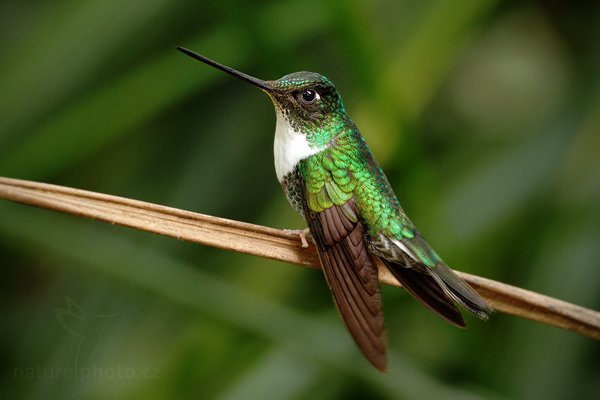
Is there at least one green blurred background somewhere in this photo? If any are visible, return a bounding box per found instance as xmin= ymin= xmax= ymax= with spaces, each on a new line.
xmin=1 ymin=1 xmax=599 ymax=399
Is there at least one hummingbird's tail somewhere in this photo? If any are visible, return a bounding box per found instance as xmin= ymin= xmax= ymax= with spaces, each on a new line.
xmin=380 ymin=257 xmax=493 ymax=327
xmin=427 ymin=261 xmax=493 ymax=321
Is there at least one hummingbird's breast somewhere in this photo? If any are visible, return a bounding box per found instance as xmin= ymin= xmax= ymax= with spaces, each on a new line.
xmin=279 ymin=168 xmax=306 ymax=216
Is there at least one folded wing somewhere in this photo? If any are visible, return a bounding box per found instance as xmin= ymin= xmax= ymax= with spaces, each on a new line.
xmin=305 ymin=198 xmax=388 ymax=371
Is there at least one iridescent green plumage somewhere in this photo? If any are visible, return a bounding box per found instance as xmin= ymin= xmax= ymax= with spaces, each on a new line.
xmin=177 ymin=47 xmax=493 ymax=372
xmin=300 ymin=133 xmax=416 ymax=249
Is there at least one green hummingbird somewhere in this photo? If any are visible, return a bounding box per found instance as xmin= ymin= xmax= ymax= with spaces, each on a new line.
xmin=177 ymin=47 xmax=493 ymax=371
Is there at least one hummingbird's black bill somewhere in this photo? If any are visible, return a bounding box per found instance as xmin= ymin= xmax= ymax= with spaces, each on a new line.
xmin=176 ymin=46 xmax=270 ymax=91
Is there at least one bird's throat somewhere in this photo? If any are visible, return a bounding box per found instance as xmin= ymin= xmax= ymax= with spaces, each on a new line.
xmin=273 ymin=110 xmax=325 ymax=182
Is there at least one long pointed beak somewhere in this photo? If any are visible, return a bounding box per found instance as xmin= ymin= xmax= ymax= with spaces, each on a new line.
xmin=176 ymin=46 xmax=270 ymax=92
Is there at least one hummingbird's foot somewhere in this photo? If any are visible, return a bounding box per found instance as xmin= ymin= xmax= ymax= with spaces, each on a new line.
xmin=284 ymin=228 xmax=312 ymax=248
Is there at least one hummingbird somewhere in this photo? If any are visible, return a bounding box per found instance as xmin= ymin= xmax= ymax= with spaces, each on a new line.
xmin=177 ymin=47 xmax=493 ymax=371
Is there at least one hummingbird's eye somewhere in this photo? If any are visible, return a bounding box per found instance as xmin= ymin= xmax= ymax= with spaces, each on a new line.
xmin=298 ymin=89 xmax=319 ymax=104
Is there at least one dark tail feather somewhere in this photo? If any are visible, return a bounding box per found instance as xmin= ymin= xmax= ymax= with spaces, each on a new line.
xmin=381 ymin=259 xmax=466 ymax=327
xmin=382 ymin=259 xmax=493 ymax=326
xmin=428 ymin=262 xmax=493 ymax=320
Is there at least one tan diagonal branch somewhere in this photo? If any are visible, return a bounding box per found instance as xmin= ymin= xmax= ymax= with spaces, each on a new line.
xmin=1 ymin=176 xmax=598 ymax=340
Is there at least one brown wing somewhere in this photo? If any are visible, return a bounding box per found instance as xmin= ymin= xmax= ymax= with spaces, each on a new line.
xmin=304 ymin=198 xmax=387 ymax=371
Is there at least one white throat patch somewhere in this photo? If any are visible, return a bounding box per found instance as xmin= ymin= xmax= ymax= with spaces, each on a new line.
xmin=273 ymin=110 xmax=324 ymax=182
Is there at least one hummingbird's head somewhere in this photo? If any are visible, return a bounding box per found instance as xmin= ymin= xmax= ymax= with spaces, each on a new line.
xmin=176 ymin=47 xmax=350 ymax=149
xmin=264 ymin=72 xmax=347 ymax=145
